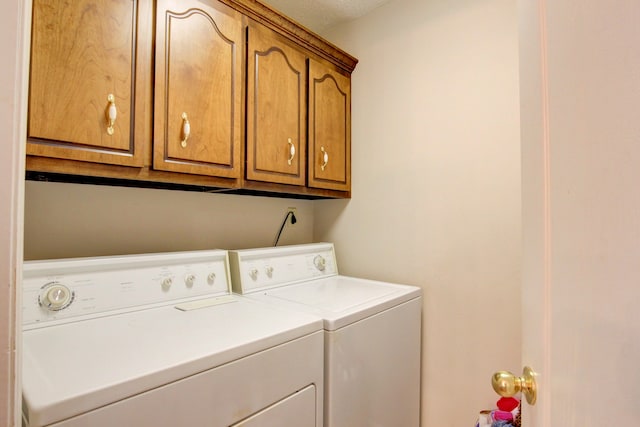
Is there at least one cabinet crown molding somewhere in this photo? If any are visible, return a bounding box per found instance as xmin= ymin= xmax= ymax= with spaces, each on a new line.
xmin=219 ymin=0 xmax=358 ymax=73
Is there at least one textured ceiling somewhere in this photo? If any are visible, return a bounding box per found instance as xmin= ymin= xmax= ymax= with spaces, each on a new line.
xmin=262 ymin=0 xmax=390 ymax=33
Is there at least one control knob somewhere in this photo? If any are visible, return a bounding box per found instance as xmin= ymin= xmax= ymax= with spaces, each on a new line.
xmin=39 ymin=282 xmax=74 ymax=311
xmin=207 ymin=272 xmax=216 ymax=285
xmin=265 ymin=266 xmax=274 ymax=278
xmin=185 ymin=274 xmax=196 ymax=287
xmin=313 ymin=255 xmax=326 ymax=271
xmin=161 ymin=277 xmax=174 ymax=291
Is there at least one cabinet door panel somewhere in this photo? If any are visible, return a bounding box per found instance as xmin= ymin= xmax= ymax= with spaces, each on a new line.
xmin=308 ymin=60 xmax=351 ymax=191
xmin=154 ymin=0 xmax=242 ymax=178
xmin=28 ymin=0 xmax=145 ymax=166
xmin=246 ymin=25 xmax=306 ymax=185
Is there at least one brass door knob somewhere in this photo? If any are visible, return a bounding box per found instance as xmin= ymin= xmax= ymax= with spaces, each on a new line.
xmin=491 ymin=366 xmax=537 ymax=405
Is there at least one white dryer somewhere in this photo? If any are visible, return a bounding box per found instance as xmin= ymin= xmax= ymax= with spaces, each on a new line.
xmin=22 ymin=249 xmax=324 ymax=427
xmin=229 ymin=243 xmax=422 ymax=427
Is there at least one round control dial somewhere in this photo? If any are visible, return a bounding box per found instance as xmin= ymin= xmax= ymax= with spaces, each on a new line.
xmin=207 ymin=272 xmax=216 ymax=285
xmin=265 ymin=266 xmax=274 ymax=278
xmin=39 ymin=282 xmax=74 ymax=311
xmin=161 ymin=277 xmax=174 ymax=291
xmin=184 ymin=274 xmax=196 ymax=287
xmin=313 ymin=255 xmax=326 ymax=271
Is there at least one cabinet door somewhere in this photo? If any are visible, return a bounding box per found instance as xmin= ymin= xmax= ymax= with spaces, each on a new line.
xmin=246 ymin=25 xmax=306 ymax=186
xmin=28 ymin=0 xmax=148 ymax=167
xmin=154 ymin=0 xmax=242 ymax=178
xmin=307 ymin=59 xmax=351 ymax=192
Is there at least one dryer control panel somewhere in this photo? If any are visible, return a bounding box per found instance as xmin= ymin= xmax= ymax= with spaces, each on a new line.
xmin=229 ymin=243 xmax=338 ymax=294
xmin=23 ymin=250 xmax=232 ymax=328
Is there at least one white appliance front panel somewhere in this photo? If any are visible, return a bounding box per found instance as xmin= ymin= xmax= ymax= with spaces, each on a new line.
xmin=22 ymin=297 xmax=322 ymax=427
xmin=33 ymin=332 xmax=323 ymax=427
xmin=325 ymin=298 xmax=422 ymax=427
xmin=233 ymin=384 xmax=316 ymax=427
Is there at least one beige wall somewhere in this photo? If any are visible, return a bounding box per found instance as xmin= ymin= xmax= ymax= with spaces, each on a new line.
xmin=315 ymin=0 xmax=522 ymax=424
xmin=24 ymin=181 xmax=314 ymax=260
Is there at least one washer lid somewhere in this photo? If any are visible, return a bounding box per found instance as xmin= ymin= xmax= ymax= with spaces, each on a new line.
xmin=256 ymin=275 xmax=422 ymax=330
xmin=22 ymin=296 xmax=322 ymax=427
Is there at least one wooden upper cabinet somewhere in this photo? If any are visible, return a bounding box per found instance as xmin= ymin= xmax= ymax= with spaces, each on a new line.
xmin=153 ymin=0 xmax=243 ymax=178
xmin=246 ymin=24 xmax=306 ymax=186
xmin=308 ymin=59 xmax=351 ymax=192
xmin=26 ymin=0 xmax=357 ymax=197
xmin=28 ymin=0 xmax=149 ymax=167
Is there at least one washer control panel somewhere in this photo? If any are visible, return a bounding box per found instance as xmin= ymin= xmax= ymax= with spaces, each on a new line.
xmin=23 ymin=250 xmax=231 ymax=327
xmin=229 ymin=243 xmax=338 ymax=294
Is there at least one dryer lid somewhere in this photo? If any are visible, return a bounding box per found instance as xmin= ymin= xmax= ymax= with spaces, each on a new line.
xmin=257 ymin=275 xmax=422 ymax=330
xmin=22 ymin=296 xmax=322 ymax=427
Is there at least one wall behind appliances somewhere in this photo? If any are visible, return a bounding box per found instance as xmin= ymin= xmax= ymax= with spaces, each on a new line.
xmin=314 ymin=0 xmax=521 ymax=425
xmin=24 ymin=181 xmax=313 ymax=260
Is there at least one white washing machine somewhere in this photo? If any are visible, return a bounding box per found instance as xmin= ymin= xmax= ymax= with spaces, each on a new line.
xmin=229 ymin=243 xmax=422 ymax=427
xmin=22 ymin=249 xmax=324 ymax=427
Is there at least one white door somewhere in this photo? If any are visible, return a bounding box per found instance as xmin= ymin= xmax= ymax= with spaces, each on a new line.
xmin=520 ymin=0 xmax=640 ymax=425
xmin=1 ymin=0 xmax=27 ymax=425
